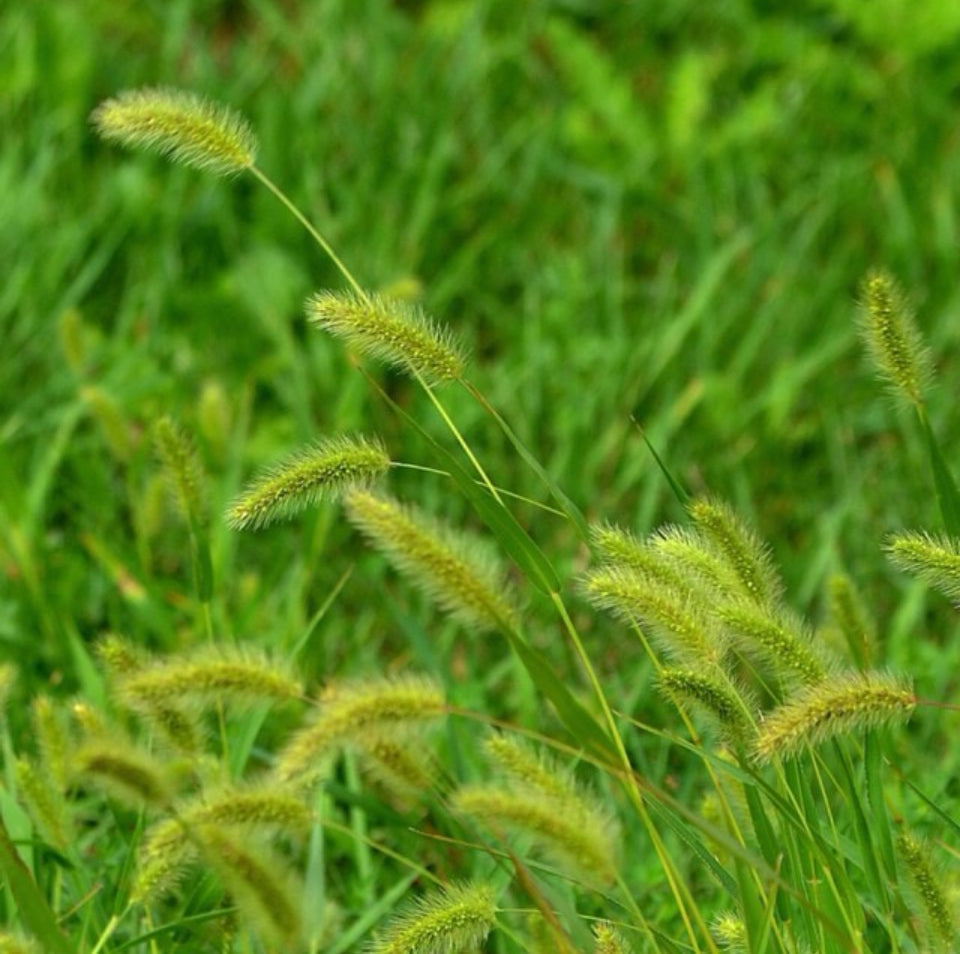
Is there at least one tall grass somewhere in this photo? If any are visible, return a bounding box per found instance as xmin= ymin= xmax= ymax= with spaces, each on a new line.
xmin=0 ymin=81 xmax=956 ymax=954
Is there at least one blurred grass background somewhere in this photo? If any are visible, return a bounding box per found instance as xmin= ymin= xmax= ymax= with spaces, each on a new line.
xmin=3 ymin=0 xmax=960 ymax=771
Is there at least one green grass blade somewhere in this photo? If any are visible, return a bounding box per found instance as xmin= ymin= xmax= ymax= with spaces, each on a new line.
xmin=364 ymin=369 xmax=560 ymax=594
xmin=918 ymin=408 xmax=960 ymax=535
xmin=833 ymin=742 xmax=888 ymax=914
xmin=463 ymin=381 xmax=590 ymax=541
xmin=632 ymin=419 xmax=689 ymax=506
xmin=0 ymin=817 xmax=73 ymax=954
xmin=864 ymin=731 xmax=897 ymax=883
xmin=647 ymin=798 xmax=737 ymax=896
xmin=364 ymin=370 xmax=613 ymax=757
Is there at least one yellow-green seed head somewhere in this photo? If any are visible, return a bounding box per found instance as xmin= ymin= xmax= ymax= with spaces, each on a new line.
xmin=91 ymin=87 xmax=257 ymax=176
xmin=276 ymin=674 xmax=445 ymax=783
xmin=368 ymin=882 xmax=497 ymax=954
xmin=582 ymin=564 xmax=720 ymax=664
xmin=228 ymin=435 xmax=390 ymax=531
xmin=886 ymin=531 xmax=960 ymax=602
xmin=858 ymin=269 xmax=933 ymax=407
xmin=826 ymin=573 xmax=875 ymax=669
xmin=753 ymin=671 xmax=915 ymax=762
xmin=75 ymin=741 xmax=174 ymax=808
xmin=897 ymin=831 xmax=956 ymax=951
xmin=344 ymin=490 xmax=518 ymax=632
xmin=116 ymin=647 xmax=303 ymax=711
xmin=198 ymin=827 xmax=304 ymax=949
xmin=658 ymin=668 xmax=755 ymax=743
xmin=307 ymin=289 xmax=466 ymax=383
xmin=712 ymin=912 xmax=747 ymax=951
xmin=593 ymin=921 xmax=632 ymax=954
xmin=154 ymin=416 xmax=208 ymax=530
xmin=718 ymin=603 xmax=827 ymax=687
xmin=688 ymin=497 xmax=782 ymax=608
xmin=0 ymin=932 xmax=42 ymax=954
xmin=452 ymin=783 xmax=619 ymax=885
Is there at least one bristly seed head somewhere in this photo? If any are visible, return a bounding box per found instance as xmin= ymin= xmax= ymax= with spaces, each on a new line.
xmin=227 ymin=435 xmax=391 ymax=531
xmin=307 ymin=289 xmax=466 ymax=383
xmin=368 ymin=882 xmax=497 ymax=954
xmin=885 ymin=530 xmax=960 ymax=603
xmin=91 ymin=87 xmax=257 ymax=176
xmin=858 ymin=269 xmax=933 ymax=408
xmin=753 ymin=671 xmax=915 ymax=762
xmin=344 ymin=490 xmax=518 ymax=633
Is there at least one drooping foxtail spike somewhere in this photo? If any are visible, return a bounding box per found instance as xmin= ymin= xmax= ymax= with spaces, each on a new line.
xmin=91 ymin=87 xmax=257 ymax=176
xmin=227 ymin=435 xmax=390 ymax=531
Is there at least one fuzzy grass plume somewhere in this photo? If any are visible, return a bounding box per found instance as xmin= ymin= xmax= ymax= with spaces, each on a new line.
xmin=198 ymin=827 xmax=304 ymax=949
xmin=307 ymin=289 xmax=466 ymax=383
xmin=581 ymin=564 xmax=720 ymax=664
xmin=658 ymin=668 xmax=755 ymax=744
xmin=826 ymin=572 xmax=875 ymax=669
xmin=688 ymin=497 xmax=782 ymax=608
xmin=719 ymin=604 xmax=827 ymax=686
xmin=228 ymin=435 xmax=390 ymax=530
xmin=897 ymin=831 xmax=956 ymax=952
xmin=154 ymin=416 xmax=207 ymax=529
xmin=454 ymin=739 xmax=619 ymax=885
xmin=344 ymin=490 xmax=517 ymax=632
xmin=453 ymin=784 xmax=619 ymax=885
xmin=91 ymin=87 xmax=257 ymax=175
xmin=753 ymin=671 xmax=915 ymax=762
xmin=368 ymin=882 xmax=496 ymax=954
xmin=886 ymin=531 xmax=960 ymax=602
xmin=134 ymin=786 xmax=312 ymax=902
xmin=858 ymin=269 xmax=933 ymax=407
xmin=593 ymin=921 xmax=633 ymax=954
xmin=74 ymin=740 xmax=174 ymax=809
xmin=116 ymin=647 xmax=303 ymax=711
xmin=276 ymin=674 xmax=445 ymax=783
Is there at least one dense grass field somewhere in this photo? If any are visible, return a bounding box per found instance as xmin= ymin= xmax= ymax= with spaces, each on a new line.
xmin=2 ymin=2 xmax=960 ymax=952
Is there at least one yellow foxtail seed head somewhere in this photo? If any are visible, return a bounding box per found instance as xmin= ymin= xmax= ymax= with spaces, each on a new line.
xmin=154 ymin=417 xmax=207 ymax=530
xmin=91 ymin=87 xmax=257 ymax=176
xmin=344 ymin=490 xmax=518 ymax=632
xmin=858 ymin=269 xmax=932 ymax=407
xmin=885 ymin=531 xmax=960 ymax=602
xmin=658 ymin=668 xmax=755 ymax=743
xmin=276 ymin=674 xmax=445 ymax=783
xmin=368 ymin=882 xmax=497 ymax=954
xmin=753 ymin=671 xmax=915 ymax=763
xmin=897 ymin=832 xmax=956 ymax=950
xmin=75 ymin=741 xmax=173 ymax=808
xmin=227 ymin=435 xmax=390 ymax=531
xmin=688 ymin=497 xmax=782 ymax=608
xmin=117 ymin=647 xmax=303 ymax=710
xmin=484 ymin=735 xmax=568 ymax=797
xmin=452 ymin=784 xmax=619 ymax=885
xmin=307 ymin=289 xmax=466 ymax=383
xmin=581 ymin=565 xmax=720 ymax=664
xmin=718 ymin=603 xmax=827 ymax=686
xmin=826 ymin=573 xmax=875 ymax=669
xmin=16 ymin=758 xmax=72 ymax=851
xmin=712 ymin=912 xmax=747 ymax=951
xmin=593 ymin=921 xmax=632 ymax=954
xmin=198 ymin=827 xmax=303 ymax=949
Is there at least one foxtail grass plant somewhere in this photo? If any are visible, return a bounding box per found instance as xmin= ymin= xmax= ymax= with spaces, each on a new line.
xmin=1 ymin=85 xmax=957 ymax=954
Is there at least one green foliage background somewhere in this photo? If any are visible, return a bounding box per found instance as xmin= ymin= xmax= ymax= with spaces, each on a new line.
xmin=3 ymin=0 xmax=960 ymax=856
